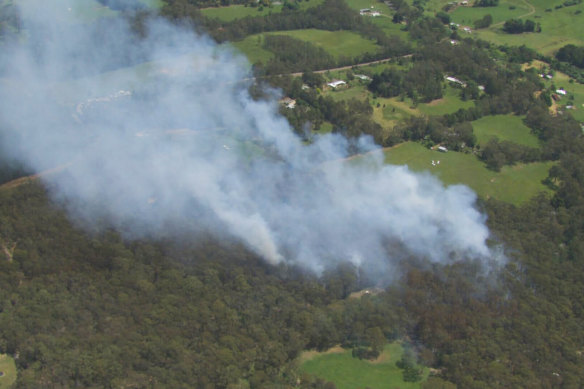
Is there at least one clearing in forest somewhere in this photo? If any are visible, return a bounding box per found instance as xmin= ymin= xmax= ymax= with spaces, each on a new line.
xmin=0 ymin=354 xmax=17 ymax=389
xmin=472 ymin=114 xmax=540 ymax=148
xmin=383 ymin=142 xmax=554 ymax=205
xmin=300 ymin=342 xmax=428 ymax=389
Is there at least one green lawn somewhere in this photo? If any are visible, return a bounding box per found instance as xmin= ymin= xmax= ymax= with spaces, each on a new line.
xmin=417 ymin=85 xmax=475 ymax=116
xmin=383 ymin=142 xmax=554 ymax=205
xmin=0 ymin=354 xmax=16 ymax=389
xmin=201 ymin=0 xmax=324 ymax=22
xmin=301 ymin=342 xmax=428 ymax=389
xmin=472 ymin=114 xmax=540 ymax=148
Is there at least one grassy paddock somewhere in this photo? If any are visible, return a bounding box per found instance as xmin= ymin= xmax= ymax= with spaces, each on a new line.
xmin=473 ymin=1 xmax=584 ymax=55
xmin=270 ymin=29 xmax=381 ymax=59
xmin=231 ymin=30 xmax=381 ymax=63
xmin=300 ymin=342 xmax=428 ymax=389
xmin=326 ymin=85 xmax=370 ymax=101
xmin=0 ymin=354 xmax=17 ymax=389
xmin=230 ymin=35 xmax=275 ymax=64
xmin=451 ymin=0 xmax=529 ymax=25
xmin=472 ymin=114 xmax=540 ymax=148
xmin=417 ymin=85 xmax=475 ymax=116
xmin=383 ymin=142 xmax=554 ymax=205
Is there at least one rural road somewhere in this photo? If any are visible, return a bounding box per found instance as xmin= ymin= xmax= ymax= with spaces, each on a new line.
xmin=287 ymin=55 xmax=413 ymax=77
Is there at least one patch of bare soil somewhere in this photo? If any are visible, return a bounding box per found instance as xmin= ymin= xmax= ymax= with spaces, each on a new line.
xmin=426 ymin=98 xmax=445 ymax=106
xmin=298 ymin=345 xmax=345 ymax=363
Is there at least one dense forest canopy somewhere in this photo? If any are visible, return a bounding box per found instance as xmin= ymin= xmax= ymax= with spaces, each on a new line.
xmin=1 ymin=0 xmax=584 ymax=387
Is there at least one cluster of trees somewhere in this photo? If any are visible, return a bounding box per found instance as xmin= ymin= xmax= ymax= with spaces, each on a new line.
xmin=555 ymin=44 xmax=584 ymax=69
xmin=502 ymin=18 xmax=539 ymax=34
xmin=268 ymin=75 xmax=384 ymax=143
xmin=368 ymin=62 xmax=443 ymax=103
xmin=473 ymin=14 xmax=493 ymax=29
xmin=260 ymin=35 xmax=336 ymax=74
xmin=479 ymin=137 xmax=540 ymax=171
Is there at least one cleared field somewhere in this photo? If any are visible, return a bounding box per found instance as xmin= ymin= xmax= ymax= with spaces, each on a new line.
xmin=0 ymin=354 xmax=17 ymax=389
xmin=270 ymin=29 xmax=382 ymax=59
xmin=451 ymin=0 xmax=530 ymax=25
xmin=383 ymin=142 xmax=554 ymax=205
xmin=373 ymin=96 xmax=420 ymax=128
xmin=300 ymin=342 xmax=428 ymax=389
xmin=232 ymin=29 xmax=381 ymax=62
xmin=326 ymin=84 xmax=370 ymax=101
xmin=472 ymin=114 xmax=540 ymax=148
xmin=201 ymin=0 xmax=324 ymax=21
xmin=417 ymin=85 xmax=475 ymax=116
xmin=230 ymin=35 xmax=275 ymax=64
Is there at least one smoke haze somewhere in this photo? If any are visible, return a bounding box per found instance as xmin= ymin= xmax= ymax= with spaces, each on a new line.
xmin=0 ymin=2 xmax=497 ymax=278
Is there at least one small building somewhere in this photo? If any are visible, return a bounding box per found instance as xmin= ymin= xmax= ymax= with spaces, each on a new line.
xmin=327 ymin=80 xmax=347 ymax=89
xmin=355 ymin=74 xmax=372 ymax=81
xmin=556 ymin=89 xmax=567 ymax=96
xmin=279 ymin=97 xmax=296 ymax=109
xmin=438 ymin=146 xmax=448 ymax=153
xmin=445 ymin=76 xmax=467 ymax=87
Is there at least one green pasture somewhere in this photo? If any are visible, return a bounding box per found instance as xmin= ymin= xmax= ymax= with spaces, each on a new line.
xmin=383 ymin=142 xmax=554 ymax=204
xmin=232 ymin=30 xmax=381 ymax=63
xmin=473 ymin=0 xmax=584 ymax=55
xmin=201 ymin=0 xmax=324 ymax=22
xmin=326 ymin=84 xmax=370 ymax=101
xmin=300 ymin=342 xmax=428 ymax=389
xmin=370 ymin=85 xmax=473 ymax=128
xmin=230 ymin=35 xmax=275 ymax=64
xmin=270 ymin=29 xmax=382 ymax=59
xmin=342 ymin=0 xmax=411 ymax=39
xmin=417 ymin=85 xmax=475 ymax=116
xmin=0 ymin=354 xmax=16 ymax=389
xmin=452 ymin=0 xmax=530 ymax=26
xmin=373 ymin=96 xmax=420 ymax=128
xmin=472 ymin=114 xmax=540 ymax=148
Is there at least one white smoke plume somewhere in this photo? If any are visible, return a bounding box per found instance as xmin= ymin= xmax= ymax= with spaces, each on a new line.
xmin=0 ymin=2 xmax=496 ymax=278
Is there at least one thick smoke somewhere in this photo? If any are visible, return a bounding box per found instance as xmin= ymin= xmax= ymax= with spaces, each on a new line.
xmin=0 ymin=2 xmax=497 ymax=278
